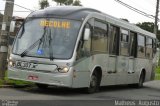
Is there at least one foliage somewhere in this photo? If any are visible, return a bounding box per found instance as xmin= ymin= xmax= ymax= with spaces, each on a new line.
xmin=156 ymin=67 xmax=160 ymax=74
xmin=136 ymin=22 xmax=154 ymax=33
xmin=39 ymin=0 xmax=49 ymax=9
xmin=155 ymin=67 xmax=160 ymax=80
xmin=0 ymin=80 xmax=3 ymax=85
xmin=120 ymin=18 xmax=129 ymax=22
xmin=53 ymin=0 xmax=82 ymax=6
xmin=136 ymin=22 xmax=160 ymax=40
xmin=73 ymin=0 xmax=82 ymax=6
xmin=155 ymin=74 xmax=160 ymax=80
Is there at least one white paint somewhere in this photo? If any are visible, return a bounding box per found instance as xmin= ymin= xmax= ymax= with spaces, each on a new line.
xmin=1 ymin=22 xmax=6 ymax=31
xmin=0 ymin=46 xmax=8 ymax=52
xmin=10 ymin=21 xmax=16 ymax=32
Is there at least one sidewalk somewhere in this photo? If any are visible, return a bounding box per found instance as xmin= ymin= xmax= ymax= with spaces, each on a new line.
xmin=144 ymin=80 xmax=160 ymax=89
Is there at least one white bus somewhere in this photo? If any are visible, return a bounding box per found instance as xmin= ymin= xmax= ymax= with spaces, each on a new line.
xmin=8 ymin=6 xmax=158 ymax=93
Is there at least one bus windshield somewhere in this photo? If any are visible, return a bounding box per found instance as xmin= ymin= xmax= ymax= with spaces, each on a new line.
xmin=13 ymin=18 xmax=81 ymax=59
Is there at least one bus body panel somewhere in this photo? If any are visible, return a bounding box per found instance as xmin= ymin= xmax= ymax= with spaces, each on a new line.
xmin=8 ymin=67 xmax=73 ymax=87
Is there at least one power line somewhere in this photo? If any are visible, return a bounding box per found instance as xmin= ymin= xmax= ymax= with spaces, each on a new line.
xmin=5 ymin=0 xmax=34 ymax=12
xmin=114 ymin=0 xmax=155 ymax=20
xmin=0 ymin=10 xmax=31 ymax=12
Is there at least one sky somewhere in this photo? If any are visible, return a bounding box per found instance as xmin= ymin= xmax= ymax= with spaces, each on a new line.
xmin=0 ymin=0 xmax=157 ymax=24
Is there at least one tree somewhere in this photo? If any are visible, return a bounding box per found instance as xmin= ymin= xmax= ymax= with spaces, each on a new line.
xmin=136 ymin=22 xmax=160 ymax=40
xmin=73 ymin=0 xmax=82 ymax=6
xmin=53 ymin=0 xmax=82 ymax=6
xmin=39 ymin=0 xmax=49 ymax=9
xmin=64 ymin=0 xmax=73 ymax=5
xmin=136 ymin=22 xmax=154 ymax=33
xmin=120 ymin=18 xmax=129 ymax=22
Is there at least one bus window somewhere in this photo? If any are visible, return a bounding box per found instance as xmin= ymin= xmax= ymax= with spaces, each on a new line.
xmin=146 ymin=37 xmax=153 ymax=59
xmin=120 ymin=29 xmax=129 ymax=56
xmin=153 ymin=39 xmax=157 ymax=57
xmin=76 ymin=19 xmax=93 ymax=59
xmin=130 ymin=32 xmax=137 ymax=57
xmin=91 ymin=20 xmax=108 ymax=53
xmin=137 ymin=34 xmax=145 ymax=58
xmin=109 ymin=25 xmax=119 ymax=55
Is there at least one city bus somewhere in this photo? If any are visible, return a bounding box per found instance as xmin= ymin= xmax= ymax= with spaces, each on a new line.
xmin=8 ymin=6 xmax=158 ymax=93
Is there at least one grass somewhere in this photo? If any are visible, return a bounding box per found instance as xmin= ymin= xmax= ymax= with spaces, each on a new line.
xmin=155 ymin=67 xmax=160 ymax=74
xmin=155 ymin=66 xmax=160 ymax=80
xmin=0 ymin=80 xmax=3 ymax=85
xmin=0 ymin=70 xmax=33 ymax=86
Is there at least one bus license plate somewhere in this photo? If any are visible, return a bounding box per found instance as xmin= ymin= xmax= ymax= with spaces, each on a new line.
xmin=15 ymin=61 xmax=35 ymax=69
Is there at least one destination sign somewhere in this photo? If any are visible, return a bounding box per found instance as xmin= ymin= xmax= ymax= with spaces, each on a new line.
xmin=40 ymin=20 xmax=71 ymax=29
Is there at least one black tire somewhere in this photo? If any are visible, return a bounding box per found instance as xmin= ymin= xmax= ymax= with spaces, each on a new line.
xmin=86 ymin=71 xmax=100 ymax=94
xmin=137 ymin=72 xmax=145 ymax=88
xmin=130 ymin=72 xmax=145 ymax=88
xmin=36 ymin=83 xmax=48 ymax=89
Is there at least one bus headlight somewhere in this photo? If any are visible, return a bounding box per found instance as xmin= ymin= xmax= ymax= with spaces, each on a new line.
xmin=58 ymin=66 xmax=69 ymax=73
xmin=9 ymin=60 xmax=15 ymax=67
xmin=8 ymin=57 xmax=15 ymax=67
xmin=9 ymin=56 xmax=12 ymax=60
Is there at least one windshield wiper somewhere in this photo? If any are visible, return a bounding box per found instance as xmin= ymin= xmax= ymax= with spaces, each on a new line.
xmin=17 ymin=22 xmax=25 ymax=39
xmin=48 ymin=28 xmax=54 ymax=61
xmin=20 ymin=27 xmax=47 ymax=57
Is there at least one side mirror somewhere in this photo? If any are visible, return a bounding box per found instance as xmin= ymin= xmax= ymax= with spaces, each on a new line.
xmin=10 ymin=21 xmax=16 ymax=32
xmin=157 ymin=42 xmax=160 ymax=48
xmin=83 ymin=28 xmax=91 ymax=41
xmin=157 ymin=48 xmax=159 ymax=51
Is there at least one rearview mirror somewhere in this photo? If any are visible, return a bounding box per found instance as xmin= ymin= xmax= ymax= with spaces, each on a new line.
xmin=10 ymin=21 xmax=16 ymax=32
xmin=83 ymin=28 xmax=90 ymax=41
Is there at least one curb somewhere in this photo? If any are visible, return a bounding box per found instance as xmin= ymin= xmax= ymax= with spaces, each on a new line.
xmin=0 ymin=84 xmax=33 ymax=88
xmin=0 ymin=85 xmax=14 ymax=88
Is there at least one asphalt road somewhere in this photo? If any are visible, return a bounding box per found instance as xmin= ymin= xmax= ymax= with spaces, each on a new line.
xmin=0 ymin=80 xmax=160 ymax=106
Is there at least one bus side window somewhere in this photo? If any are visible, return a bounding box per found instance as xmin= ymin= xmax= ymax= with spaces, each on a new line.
xmin=120 ymin=29 xmax=129 ymax=56
xmin=76 ymin=19 xmax=94 ymax=59
xmin=137 ymin=34 xmax=145 ymax=58
xmin=109 ymin=25 xmax=120 ymax=55
xmin=130 ymin=32 xmax=137 ymax=57
xmin=153 ymin=39 xmax=157 ymax=57
xmin=146 ymin=37 xmax=153 ymax=59
xmin=91 ymin=20 xmax=108 ymax=53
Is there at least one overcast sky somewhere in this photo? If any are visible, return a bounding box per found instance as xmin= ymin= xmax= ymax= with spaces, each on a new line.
xmin=0 ymin=0 xmax=157 ymax=24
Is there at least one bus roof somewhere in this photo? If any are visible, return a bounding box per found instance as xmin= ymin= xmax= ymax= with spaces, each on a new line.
xmin=28 ymin=6 xmax=101 ymax=20
xmin=102 ymin=12 xmax=156 ymax=38
xmin=28 ymin=6 xmax=156 ymax=38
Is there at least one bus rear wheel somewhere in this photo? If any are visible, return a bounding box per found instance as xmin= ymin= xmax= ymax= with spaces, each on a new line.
xmin=86 ymin=71 xmax=100 ymax=93
xmin=130 ymin=72 xmax=145 ymax=88
xmin=136 ymin=72 xmax=145 ymax=88
xmin=36 ymin=83 xmax=48 ymax=89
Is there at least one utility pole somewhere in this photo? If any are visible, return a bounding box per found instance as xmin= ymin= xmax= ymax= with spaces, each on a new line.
xmin=154 ymin=0 xmax=159 ymax=35
xmin=0 ymin=0 xmax=14 ymax=80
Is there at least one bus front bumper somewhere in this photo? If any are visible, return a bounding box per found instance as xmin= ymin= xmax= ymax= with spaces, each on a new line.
xmin=8 ymin=67 xmax=73 ymax=87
